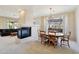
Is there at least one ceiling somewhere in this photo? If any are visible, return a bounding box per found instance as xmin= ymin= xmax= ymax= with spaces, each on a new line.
xmin=0 ymin=5 xmax=78 ymax=18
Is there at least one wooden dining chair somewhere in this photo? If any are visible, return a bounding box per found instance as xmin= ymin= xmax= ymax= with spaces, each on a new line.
xmin=60 ymin=32 xmax=71 ymax=48
xmin=48 ymin=32 xmax=57 ymax=48
xmin=40 ymin=31 xmax=48 ymax=44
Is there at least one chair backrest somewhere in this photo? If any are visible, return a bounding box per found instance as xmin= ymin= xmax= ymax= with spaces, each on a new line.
xmin=48 ymin=32 xmax=56 ymax=40
xmin=40 ymin=31 xmax=46 ymax=34
xmin=64 ymin=32 xmax=71 ymax=40
xmin=40 ymin=31 xmax=46 ymax=37
xmin=68 ymin=32 xmax=71 ymax=39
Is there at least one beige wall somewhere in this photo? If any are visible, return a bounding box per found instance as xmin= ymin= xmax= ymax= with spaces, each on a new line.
xmin=0 ymin=17 xmax=3 ymax=28
xmin=66 ymin=11 xmax=76 ymax=41
xmin=0 ymin=16 xmax=13 ymax=29
xmin=0 ymin=9 xmax=32 ymax=29
xmin=18 ymin=10 xmax=26 ymax=27
xmin=76 ymin=7 xmax=79 ymax=43
xmin=40 ymin=16 xmax=45 ymax=31
xmin=0 ymin=16 xmax=20 ymax=29
xmin=18 ymin=9 xmax=33 ymax=27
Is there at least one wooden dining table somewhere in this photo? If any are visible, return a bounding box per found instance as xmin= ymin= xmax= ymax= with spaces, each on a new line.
xmin=45 ymin=32 xmax=64 ymax=47
xmin=56 ymin=33 xmax=64 ymax=39
xmin=46 ymin=32 xmax=64 ymax=38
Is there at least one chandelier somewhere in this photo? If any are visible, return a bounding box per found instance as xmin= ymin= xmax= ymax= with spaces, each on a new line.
xmin=49 ymin=8 xmax=54 ymax=19
xmin=48 ymin=8 xmax=63 ymax=23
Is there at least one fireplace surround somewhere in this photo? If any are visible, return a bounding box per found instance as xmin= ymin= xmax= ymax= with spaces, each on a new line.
xmin=17 ymin=27 xmax=31 ymax=39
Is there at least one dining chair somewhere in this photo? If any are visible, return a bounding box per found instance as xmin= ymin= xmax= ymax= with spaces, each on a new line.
xmin=48 ymin=32 xmax=57 ymax=48
xmin=60 ymin=32 xmax=71 ymax=48
xmin=40 ymin=31 xmax=48 ymax=44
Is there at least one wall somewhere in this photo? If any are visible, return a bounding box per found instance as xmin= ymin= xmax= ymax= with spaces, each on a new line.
xmin=0 ymin=9 xmax=33 ymax=29
xmin=40 ymin=16 xmax=45 ymax=31
xmin=66 ymin=11 xmax=76 ymax=41
xmin=0 ymin=16 xmax=13 ymax=29
xmin=18 ymin=10 xmax=26 ymax=27
xmin=76 ymin=7 xmax=79 ymax=44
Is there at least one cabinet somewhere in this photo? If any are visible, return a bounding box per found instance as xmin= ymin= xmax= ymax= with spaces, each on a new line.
xmin=48 ymin=19 xmax=63 ymax=32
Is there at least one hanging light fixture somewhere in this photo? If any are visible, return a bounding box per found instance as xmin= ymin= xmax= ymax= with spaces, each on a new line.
xmin=49 ymin=8 xmax=54 ymax=19
xmin=48 ymin=8 xmax=54 ymax=24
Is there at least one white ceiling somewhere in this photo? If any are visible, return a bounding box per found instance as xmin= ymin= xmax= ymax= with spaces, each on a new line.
xmin=0 ymin=5 xmax=78 ymax=18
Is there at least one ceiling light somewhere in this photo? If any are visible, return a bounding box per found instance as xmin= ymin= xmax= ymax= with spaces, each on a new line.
xmin=49 ymin=8 xmax=54 ymax=19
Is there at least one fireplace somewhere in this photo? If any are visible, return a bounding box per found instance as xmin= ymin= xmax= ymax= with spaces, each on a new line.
xmin=17 ymin=27 xmax=31 ymax=39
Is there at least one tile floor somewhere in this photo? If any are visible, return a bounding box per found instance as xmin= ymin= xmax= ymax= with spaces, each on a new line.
xmin=0 ymin=36 xmax=78 ymax=54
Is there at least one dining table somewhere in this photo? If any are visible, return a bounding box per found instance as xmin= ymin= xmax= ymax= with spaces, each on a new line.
xmin=46 ymin=32 xmax=64 ymax=38
xmin=45 ymin=32 xmax=64 ymax=45
xmin=46 ymin=32 xmax=64 ymax=45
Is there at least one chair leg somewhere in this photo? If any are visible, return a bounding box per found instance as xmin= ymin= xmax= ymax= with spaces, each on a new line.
xmin=49 ymin=40 xmax=51 ymax=45
xmin=53 ymin=44 xmax=56 ymax=48
xmin=67 ymin=41 xmax=70 ymax=48
xmin=41 ymin=40 xmax=42 ymax=44
xmin=52 ymin=41 xmax=56 ymax=48
xmin=41 ymin=38 xmax=43 ymax=44
xmin=54 ymin=42 xmax=57 ymax=48
xmin=41 ymin=39 xmax=44 ymax=44
xmin=60 ymin=40 xmax=62 ymax=47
